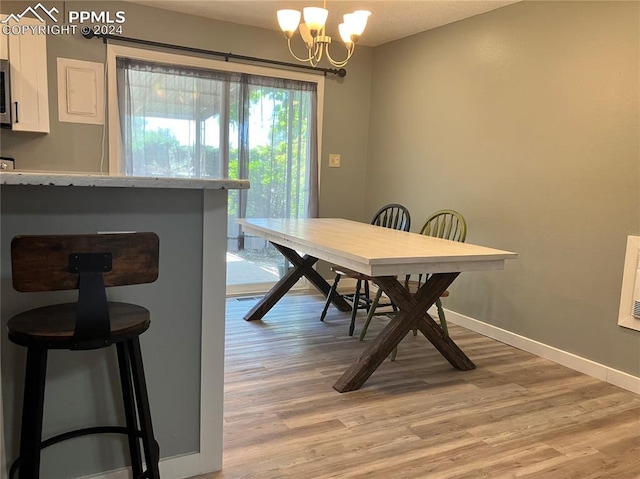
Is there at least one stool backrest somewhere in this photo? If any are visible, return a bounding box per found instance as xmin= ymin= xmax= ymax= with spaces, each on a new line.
xmin=11 ymin=233 xmax=159 ymax=292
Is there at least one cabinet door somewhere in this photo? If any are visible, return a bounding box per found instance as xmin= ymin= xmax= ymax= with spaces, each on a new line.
xmin=7 ymin=16 xmax=50 ymax=133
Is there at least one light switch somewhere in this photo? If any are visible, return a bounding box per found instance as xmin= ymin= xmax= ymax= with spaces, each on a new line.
xmin=329 ymin=154 xmax=341 ymax=168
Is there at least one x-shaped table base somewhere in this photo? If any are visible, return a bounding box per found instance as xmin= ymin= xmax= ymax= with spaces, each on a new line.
xmin=244 ymin=244 xmax=475 ymax=392
xmin=243 ymin=243 xmax=351 ymax=321
xmin=332 ymin=272 xmax=476 ymax=392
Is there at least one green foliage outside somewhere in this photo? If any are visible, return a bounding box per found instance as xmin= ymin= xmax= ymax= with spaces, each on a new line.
xmin=130 ymin=87 xmax=311 ymax=220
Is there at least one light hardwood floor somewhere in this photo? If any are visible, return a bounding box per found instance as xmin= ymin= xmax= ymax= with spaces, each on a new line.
xmin=198 ymin=293 xmax=640 ymax=479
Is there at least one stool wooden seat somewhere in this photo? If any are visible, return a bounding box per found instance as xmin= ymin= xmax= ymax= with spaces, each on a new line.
xmin=8 ymin=302 xmax=150 ymax=348
xmin=8 ymin=232 xmax=161 ymax=479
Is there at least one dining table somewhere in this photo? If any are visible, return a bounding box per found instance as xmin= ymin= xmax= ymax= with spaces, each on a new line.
xmin=237 ymin=218 xmax=517 ymax=393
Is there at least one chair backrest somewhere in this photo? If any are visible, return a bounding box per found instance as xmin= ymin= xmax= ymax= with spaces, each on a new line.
xmin=408 ymin=210 xmax=466 ymax=289
xmin=419 ymin=209 xmax=466 ymax=242
xmin=370 ymin=204 xmax=411 ymax=232
xmin=11 ymin=232 xmax=159 ymax=292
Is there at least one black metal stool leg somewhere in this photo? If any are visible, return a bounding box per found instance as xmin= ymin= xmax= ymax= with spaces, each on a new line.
xmin=17 ymin=347 xmax=48 ymax=479
xmin=116 ymin=342 xmax=143 ymax=476
xmin=128 ymin=338 xmax=160 ymax=478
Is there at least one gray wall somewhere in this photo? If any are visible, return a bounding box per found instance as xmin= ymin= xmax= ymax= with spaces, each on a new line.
xmin=366 ymin=1 xmax=640 ymax=375
xmin=0 ymin=0 xmax=373 ymax=222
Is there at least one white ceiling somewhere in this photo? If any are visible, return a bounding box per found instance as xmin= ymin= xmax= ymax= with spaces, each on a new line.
xmin=125 ymin=1 xmax=519 ymax=47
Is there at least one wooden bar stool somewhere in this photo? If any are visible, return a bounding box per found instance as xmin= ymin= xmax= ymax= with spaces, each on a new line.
xmin=7 ymin=233 xmax=161 ymax=479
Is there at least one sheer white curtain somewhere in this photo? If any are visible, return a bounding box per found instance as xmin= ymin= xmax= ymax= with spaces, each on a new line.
xmin=116 ymin=58 xmax=320 ymax=225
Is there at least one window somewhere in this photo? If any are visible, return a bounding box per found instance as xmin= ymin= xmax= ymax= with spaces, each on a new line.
xmin=107 ymin=46 xmax=323 ymax=291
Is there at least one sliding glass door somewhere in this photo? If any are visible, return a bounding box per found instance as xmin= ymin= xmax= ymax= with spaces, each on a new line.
xmin=115 ymin=53 xmax=320 ymax=291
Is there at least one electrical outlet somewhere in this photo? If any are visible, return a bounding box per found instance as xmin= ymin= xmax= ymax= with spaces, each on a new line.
xmin=329 ymin=154 xmax=341 ymax=168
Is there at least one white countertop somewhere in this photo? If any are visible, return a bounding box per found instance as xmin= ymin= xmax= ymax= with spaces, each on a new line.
xmin=0 ymin=171 xmax=250 ymax=190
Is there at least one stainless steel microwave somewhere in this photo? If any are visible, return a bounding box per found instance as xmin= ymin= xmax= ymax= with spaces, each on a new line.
xmin=0 ymin=59 xmax=11 ymax=126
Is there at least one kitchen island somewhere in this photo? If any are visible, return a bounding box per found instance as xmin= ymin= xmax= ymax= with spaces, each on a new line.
xmin=0 ymin=172 xmax=249 ymax=478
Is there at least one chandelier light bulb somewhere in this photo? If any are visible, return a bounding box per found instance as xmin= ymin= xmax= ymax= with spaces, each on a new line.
xmin=338 ymin=23 xmax=353 ymax=45
xmin=277 ymin=9 xmax=302 ymax=38
xmin=298 ymin=23 xmax=315 ymax=48
xmin=344 ymin=10 xmax=371 ymax=38
xmin=303 ymin=7 xmax=329 ymax=35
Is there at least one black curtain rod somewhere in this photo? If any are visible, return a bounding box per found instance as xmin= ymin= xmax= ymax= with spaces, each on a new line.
xmin=82 ymin=31 xmax=347 ymax=77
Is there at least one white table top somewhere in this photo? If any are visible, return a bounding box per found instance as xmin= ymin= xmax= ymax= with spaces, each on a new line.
xmin=0 ymin=171 xmax=249 ymax=190
xmin=239 ymin=218 xmax=517 ymax=276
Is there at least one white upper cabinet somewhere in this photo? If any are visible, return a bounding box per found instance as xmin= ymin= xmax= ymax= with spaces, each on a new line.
xmin=1 ymin=15 xmax=50 ymax=133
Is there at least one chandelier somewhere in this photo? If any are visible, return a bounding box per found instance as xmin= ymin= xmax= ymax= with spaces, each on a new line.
xmin=277 ymin=1 xmax=371 ymax=69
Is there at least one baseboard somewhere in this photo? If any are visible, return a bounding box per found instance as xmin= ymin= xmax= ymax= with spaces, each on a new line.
xmin=81 ymin=452 xmax=208 ymax=479
xmin=437 ymin=307 xmax=640 ymax=395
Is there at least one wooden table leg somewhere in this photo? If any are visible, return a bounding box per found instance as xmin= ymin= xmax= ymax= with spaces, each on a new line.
xmin=243 ymin=243 xmax=350 ymax=321
xmin=273 ymin=244 xmax=350 ymax=313
xmin=333 ymin=272 xmax=474 ymax=392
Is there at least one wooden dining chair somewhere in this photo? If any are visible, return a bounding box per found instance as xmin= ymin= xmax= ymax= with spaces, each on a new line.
xmin=319 ymin=203 xmax=411 ymax=336
xmin=7 ymin=233 xmax=161 ymax=479
xmin=359 ymin=209 xmax=467 ymax=359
